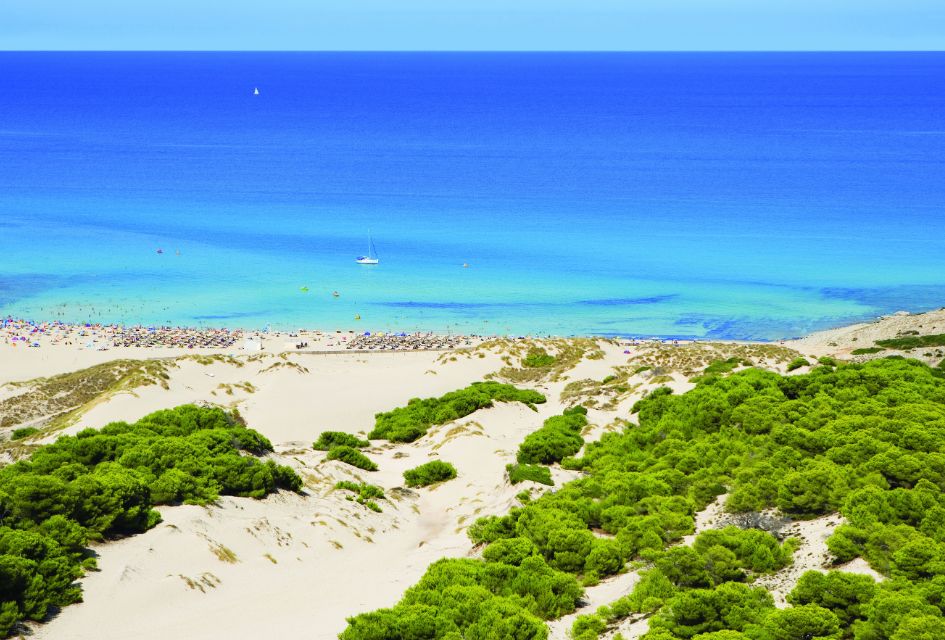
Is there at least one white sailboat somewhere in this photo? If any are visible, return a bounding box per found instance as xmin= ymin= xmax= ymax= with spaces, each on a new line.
xmin=356 ymin=232 xmax=379 ymax=265
xmin=253 ymin=87 xmax=260 ymax=96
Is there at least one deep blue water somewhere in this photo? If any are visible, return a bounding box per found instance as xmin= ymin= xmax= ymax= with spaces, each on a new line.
xmin=1 ymin=52 xmax=944 ymax=339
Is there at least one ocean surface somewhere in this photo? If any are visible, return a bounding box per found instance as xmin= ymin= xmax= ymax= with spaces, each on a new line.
xmin=1 ymin=52 xmax=944 ymax=339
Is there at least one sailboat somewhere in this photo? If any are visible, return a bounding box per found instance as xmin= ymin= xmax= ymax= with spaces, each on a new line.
xmin=253 ymin=87 xmax=260 ymax=96
xmin=356 ymin=232 xmax=379 ymax=265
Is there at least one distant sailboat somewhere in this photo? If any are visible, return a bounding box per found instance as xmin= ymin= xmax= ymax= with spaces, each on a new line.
xmin=356 ymin=232 xmax=379 ymax=265
xmin=253 ymin=87 xmax=260 ymax=96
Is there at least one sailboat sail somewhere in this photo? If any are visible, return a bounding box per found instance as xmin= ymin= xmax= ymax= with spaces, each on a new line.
xmin=356 ymin=231 xmax=379 ymax=264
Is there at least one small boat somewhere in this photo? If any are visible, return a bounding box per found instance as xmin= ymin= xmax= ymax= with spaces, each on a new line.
xmin=356 ymin=231 xmax=379 ymax=265
xmin=156 ymin=248 xmax=164 ymax=254
xmin=354 ymin=314 xmax=361 ymax=320
xmin=253 ymin=87 xmax=260 ymax=96
xmin=463 ymin=263 xmax=469 ymax=268
xmin=332 ymin=291 xmax=340 ymax=298
xmin=300 ymin=286 xmax=309 ymax=293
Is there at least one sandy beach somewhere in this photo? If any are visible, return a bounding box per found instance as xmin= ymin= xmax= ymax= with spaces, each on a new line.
xmin=0 ymin=309 xmax=940 ymax=640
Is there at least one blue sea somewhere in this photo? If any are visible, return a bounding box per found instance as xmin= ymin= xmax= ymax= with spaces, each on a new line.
xmin=1 ymin=52 xmax=944 ymax=339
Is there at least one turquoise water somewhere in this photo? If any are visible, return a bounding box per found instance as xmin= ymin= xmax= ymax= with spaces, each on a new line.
xmin=1 ymin=52 xmax=944 ymax=339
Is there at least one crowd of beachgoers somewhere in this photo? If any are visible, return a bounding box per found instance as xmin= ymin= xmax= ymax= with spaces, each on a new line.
xmin=343 ymin=332 xmax=478 ymax=351
xmin=0 ymin=318 xmax=488 ymax=353
xmin=1 ymin=318 xmax=243 ymax=350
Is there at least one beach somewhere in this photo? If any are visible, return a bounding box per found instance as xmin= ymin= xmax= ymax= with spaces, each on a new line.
xmin=4 ymin=308 xmax=940 ymax=639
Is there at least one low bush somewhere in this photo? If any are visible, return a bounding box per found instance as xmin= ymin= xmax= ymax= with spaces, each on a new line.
xmin=875 ymin=333 xmax=945 ymax=350
xmin=403 ymin=460 xmax=457 ymax=487
xmin=786 ymin=357 xmax=810 ymax=371
xmin=327 ymin=446 xmax=378 ymax=471
xmin=313 ymin=431 xmax=369 ymax=450
xmin=523 ymin=348 xmax=556 ymax=368
xmin=370 ymin=382 xmax=546 ymax=442
xmin=335 ymin=481 xmax=385 ymax=511
xmin=851 ymin=347 xmax=885 ymax=355
xmin=507 ymin=463 xmax=554 ymax=486
xmin=516 ymin=407 xmax=587 ymax=465
xmin=10 ymin=426 xmax=39 ymax=440
xmin=702 ymin=357 xmax=744 ymax=376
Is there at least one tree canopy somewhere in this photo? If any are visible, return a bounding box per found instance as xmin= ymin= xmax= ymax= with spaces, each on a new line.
xmin=344 ymin=357 xmax=945 ymax=640
xmin=0 ymin=404 xmax=300 ymax=637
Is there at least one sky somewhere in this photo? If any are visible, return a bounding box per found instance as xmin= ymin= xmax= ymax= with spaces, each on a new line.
xmin=1 ymin=0 xmax=944 ymax=51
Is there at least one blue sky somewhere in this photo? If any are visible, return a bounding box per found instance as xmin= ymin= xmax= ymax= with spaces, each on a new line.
xmin=2 ymin=0 xmax=943 ymax=50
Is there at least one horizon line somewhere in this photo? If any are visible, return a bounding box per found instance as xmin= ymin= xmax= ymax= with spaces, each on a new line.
xmin=2 ymin=49 xmax=945 ymax=54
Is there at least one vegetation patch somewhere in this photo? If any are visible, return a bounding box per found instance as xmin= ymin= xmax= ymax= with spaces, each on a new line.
xmin=875 ymin=333 xmax=945 ymax=350
xmin=369 ymin=382 xmax=545 ymax=442
xmin=786 ymin=356 xmax=811 ymax=371
xmin=629 ymin=341 xmax=799 ymax=378
xmin=313 ymin=431 xmax=370 ymax=451
xmin=335 ymin=481 xmax=385 ymax=511
xmin=522 ymin=347 xmax=556 ymax=368
xmin=506 ymin=463 xmax=553 ymax=486
xmin=851 ymin=346 xmax=886 ymax=355
xmin=491 ymin=338 xmax=607 ymax=383
xmin=9 ymin=427 xmax=38 ymax=441
xmin=326 ymin=446 xmax=378 ymax=471
xmin=0 ymin=404 xmax=300 ymax=637
xmin=403 ymin=460 xmax=457 ymax=488
xmin=0 ymin=359 xmax=172 ymax=432
xmin=516 ymin=406 xmax=587 ymax=465
xmin=343 ymin=358 xmax=945 ymax=640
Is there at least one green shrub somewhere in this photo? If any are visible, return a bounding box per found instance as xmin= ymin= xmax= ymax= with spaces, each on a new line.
xmin=403 ymin=460 xmax=457 ymax=487
xmin=517 ymin=409 xmax=587 ymax=464
xmin=702 ymin=357 xmax=744 ymax=376
xmin=483 ymin=537 xmax=539 ymax=565
xmin=507 ymin=463 xmax=554 ymax=486
xmin=786 ymin=357 xmax=810 ymax=371
xmin=876 ymin=333 xmax=945 ymax=350
xmin=0 ymin=405 xmax=299 ymax=637
xmin=523 ymin=348 xmax=556 ymax=368
xmin=334 ymin=480 xmax=385 ymax=509
xmin=817 ymin=356 xmax=838 ymax=366
xmin=10 ymin=426 xmax=39 ymax=440
xmin=313 ymin=431 xmax=369 ymax=450
xmin=370 ymin=381 xmax=546 ymax=442
xmin=851 ymin=347 xmax=886 ymax=355
xmin=326 ymin=446 xmax=378 ymax=471
xmin=345 ymin=357 xmax=945 ymax=640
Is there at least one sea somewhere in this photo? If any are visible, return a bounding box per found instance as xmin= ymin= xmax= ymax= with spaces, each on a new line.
xmin=1 ymin=52 xmax=944 ymax=339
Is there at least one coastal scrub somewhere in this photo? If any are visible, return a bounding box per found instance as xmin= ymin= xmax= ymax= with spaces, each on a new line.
xmin=326 ymin=446 xmax=378 ymax=472
xmin=344 ymin=357 xmax=945 ymax=640
xmin=0 ymin=405 xmax=300 ymax=638
xmin=369 ymin=381 xmax=545 ymax=443
xmin=313 ymin=431 xmax=369 ymax=450
xmin=403 ymin=460 xmax=457 ymax=488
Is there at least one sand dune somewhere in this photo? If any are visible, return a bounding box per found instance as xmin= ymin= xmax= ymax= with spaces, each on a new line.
xmin=1 ymin=315 xmax=928 ymax=639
